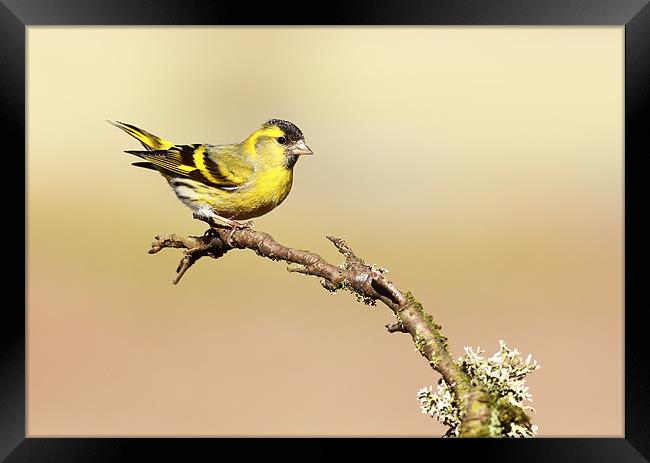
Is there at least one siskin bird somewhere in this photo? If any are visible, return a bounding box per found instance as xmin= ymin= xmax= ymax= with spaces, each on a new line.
xmin=110 ymin=119 xmax=313 ymax=232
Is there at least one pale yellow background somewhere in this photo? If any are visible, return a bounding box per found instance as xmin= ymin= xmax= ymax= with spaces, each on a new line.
xmin=27 ymin=27 xmax=623 ymax=436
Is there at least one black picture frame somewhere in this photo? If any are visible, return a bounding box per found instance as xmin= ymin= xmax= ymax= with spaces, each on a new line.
xmin=4 ymin=0 xmax=649 ymax=460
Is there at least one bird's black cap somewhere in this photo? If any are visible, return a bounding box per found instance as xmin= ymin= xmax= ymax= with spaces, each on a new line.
xmin=264 ymin=119 xmax=304 ymax=143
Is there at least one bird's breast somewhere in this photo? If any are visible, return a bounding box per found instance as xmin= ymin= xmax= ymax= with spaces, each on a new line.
xmin=209 ymin=167 xmax=294 ymax=220
xmin=249 ymin=166 xmax=294 ymax=208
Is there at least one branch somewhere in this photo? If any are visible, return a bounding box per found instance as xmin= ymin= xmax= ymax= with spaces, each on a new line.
xmin=149 ymin=226 xmax=533 ymax=437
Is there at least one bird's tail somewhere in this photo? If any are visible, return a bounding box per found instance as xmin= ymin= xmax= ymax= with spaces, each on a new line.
xmin=108 ymin=120 xmax=173 ymax=150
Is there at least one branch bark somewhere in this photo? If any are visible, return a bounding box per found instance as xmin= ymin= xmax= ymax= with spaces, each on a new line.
xmin=149 ymin=227 xmax=531 ymax=437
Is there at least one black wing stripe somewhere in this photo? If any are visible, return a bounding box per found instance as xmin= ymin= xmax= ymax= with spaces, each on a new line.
xmin=125 ymin=149 xmax=169 ymax=157
xmin=187 ymin=169 xmax=233 ymax=187
xmin=131 ymin=161 xmax=158 ymax=171
xmin=175 ymin=144 xmax=199 ymax=167
xmin=203 ymin=152 xmax=234 ymax=184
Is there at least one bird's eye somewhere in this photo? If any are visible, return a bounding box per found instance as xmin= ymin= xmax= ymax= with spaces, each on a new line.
xmin=276 ymin=136 xmax=287 ymax=145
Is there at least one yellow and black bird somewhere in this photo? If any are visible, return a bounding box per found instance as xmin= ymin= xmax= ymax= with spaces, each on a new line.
xmin=110 ymin=119 xmax=313 ymax=231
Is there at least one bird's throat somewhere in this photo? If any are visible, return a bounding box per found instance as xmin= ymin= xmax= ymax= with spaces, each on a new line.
xmin=285 ymin=154 xmax=299 ymax=169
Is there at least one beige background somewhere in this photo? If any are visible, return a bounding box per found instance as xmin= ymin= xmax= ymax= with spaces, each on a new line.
xmin=27 ymin=27 xmax=623 ymax=436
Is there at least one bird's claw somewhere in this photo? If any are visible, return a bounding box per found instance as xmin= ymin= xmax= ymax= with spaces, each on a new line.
xmin=224 ymin=220 xmax=254 ymax=246
xmin=205 ymin=220 xmax=254 ymax=246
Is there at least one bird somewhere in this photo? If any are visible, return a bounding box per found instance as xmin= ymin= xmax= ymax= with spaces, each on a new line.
xmin=110 ymin=119 xmax=313 ymax=235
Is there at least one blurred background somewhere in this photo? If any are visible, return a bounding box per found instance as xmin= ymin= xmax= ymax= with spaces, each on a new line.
xmin=27 ymin=27 xmax=623 ymax=436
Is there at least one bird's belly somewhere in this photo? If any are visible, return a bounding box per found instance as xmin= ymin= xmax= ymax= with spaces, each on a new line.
xmin=172 ymin=169 xmax=293 ymax=220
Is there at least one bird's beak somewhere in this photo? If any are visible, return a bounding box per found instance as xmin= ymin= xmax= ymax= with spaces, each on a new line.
xmin=287 ymin=139 xmax=313 ymax=156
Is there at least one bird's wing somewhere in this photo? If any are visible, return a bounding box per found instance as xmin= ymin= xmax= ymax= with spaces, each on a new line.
xmin=125 ymin=143 xmax=254 ymax=188
xmin=204 ymin=144 xmax=256 ymax=186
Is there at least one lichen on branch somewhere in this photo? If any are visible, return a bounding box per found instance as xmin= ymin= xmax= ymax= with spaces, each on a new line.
xmin=417 ymin=340 xmax=540 ymax=437
xmin=149 ymin=226 xmax=538 ymax=437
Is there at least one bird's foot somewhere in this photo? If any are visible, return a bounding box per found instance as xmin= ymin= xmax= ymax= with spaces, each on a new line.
xmin=192 ymin=207 xmax=253 ymax=245
xmin=222 ymin=220 xmax=254 ymax=246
